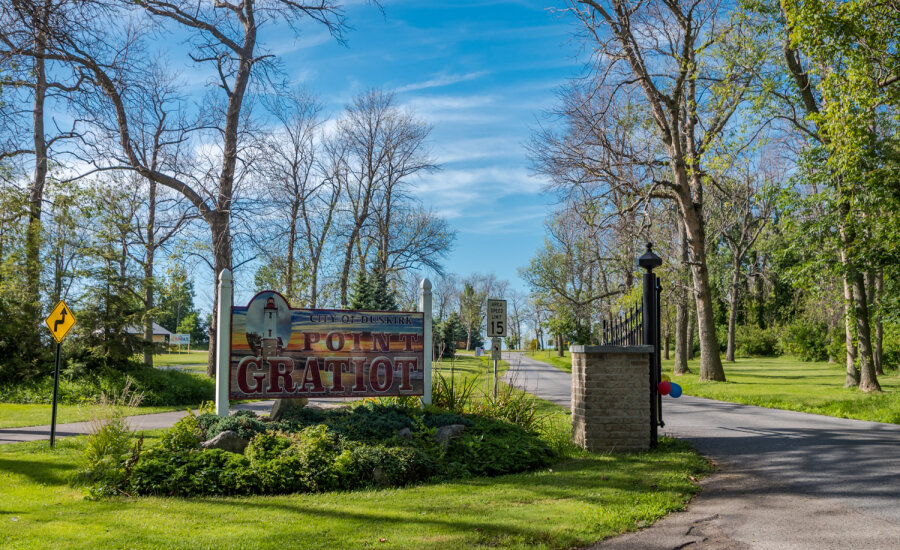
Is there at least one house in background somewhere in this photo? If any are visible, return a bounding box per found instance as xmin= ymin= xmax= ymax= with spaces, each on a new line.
xmin=124 ymin=323 xmax=172 ymax=344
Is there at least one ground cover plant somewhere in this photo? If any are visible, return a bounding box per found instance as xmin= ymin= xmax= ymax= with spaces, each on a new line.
xmin=0 ymin=397 xmax=711 ymax=550
xmin=665 ymin=356 xmax=900 ymax=424
xmin=82 ymin=400 xmax=556 ymax=498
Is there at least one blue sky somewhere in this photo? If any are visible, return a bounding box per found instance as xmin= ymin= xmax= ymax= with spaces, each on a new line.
xmin=160 ymin=1 xmax=583 ymax=308
xmin=268 ymin=0 xmax=580 ymax=289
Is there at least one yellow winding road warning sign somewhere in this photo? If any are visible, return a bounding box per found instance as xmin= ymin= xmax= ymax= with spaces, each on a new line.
xmin=45 ymin=300 xmax=76 ymax=343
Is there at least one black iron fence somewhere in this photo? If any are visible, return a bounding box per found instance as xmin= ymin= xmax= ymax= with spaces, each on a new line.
xmin=600 ymin=306 xmax=643 ymax=346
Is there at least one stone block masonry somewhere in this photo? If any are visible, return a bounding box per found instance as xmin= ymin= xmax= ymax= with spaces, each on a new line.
xmin=570 ymin=345 xmax=653 ymax=452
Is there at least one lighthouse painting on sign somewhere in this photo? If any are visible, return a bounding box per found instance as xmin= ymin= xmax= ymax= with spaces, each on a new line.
xmin=242 ymin=291 xmax=291 ymax=360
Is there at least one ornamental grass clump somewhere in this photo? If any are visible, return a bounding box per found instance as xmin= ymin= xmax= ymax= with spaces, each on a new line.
xmin=74 ymin=379 xmax=145 ymax=496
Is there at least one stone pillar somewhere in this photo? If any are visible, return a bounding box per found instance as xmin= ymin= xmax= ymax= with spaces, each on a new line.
xmin=570 ymin=345 xmax=653 ymax=452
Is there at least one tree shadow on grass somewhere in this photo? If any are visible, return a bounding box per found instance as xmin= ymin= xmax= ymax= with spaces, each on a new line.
xmin=0 ymin=456 xmax=76 ymax=486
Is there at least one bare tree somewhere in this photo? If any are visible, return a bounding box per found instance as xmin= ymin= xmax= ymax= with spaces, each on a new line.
xmin=536 ymin=0 xmax=763 ymax=380
xmin=16 ymin=0 xmax=367 ymax=376
xmin=713 ymin=159 xmax=775 ymax=362
xmin=256 ymin=89 xmax=327 ymax=305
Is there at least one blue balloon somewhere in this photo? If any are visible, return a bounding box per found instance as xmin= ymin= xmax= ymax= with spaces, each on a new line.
xmin=669 ymin=382 xmax=682 ymax=398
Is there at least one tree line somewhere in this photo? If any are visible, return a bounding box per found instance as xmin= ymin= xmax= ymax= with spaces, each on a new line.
xmin=523 ymin=0 xmax=900 ymax=391
xmin=0 ymin=0 xmax=457 ymax=382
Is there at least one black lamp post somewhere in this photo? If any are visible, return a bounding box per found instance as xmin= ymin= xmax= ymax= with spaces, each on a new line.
xmin=638 ymin=243 xmax=662 ymax=448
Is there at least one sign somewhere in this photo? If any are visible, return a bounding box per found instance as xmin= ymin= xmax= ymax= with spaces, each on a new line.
xmin=487 ymin=299 xmax=507 ymax=337
xmin=45 ymin=300 xmax=76 ymax=343
xmin=172 ymin=333 xmax=191 ymax=346
xmin=491 ymin=338 xmax=501 ymax=360
xmin=229 ymin=291 xmax=425 ymax=400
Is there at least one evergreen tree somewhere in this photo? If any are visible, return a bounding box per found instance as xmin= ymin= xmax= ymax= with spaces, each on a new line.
xmin=372 ymin=270 xmax=398 ymax=311
xmin=348 ymin=270 xmax=376 ymax=310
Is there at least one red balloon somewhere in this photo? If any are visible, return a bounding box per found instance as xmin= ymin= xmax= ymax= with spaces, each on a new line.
xmin=658 ymin=381 xmax=671 ymax=395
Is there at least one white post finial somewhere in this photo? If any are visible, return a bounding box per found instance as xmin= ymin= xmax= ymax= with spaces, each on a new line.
xmin=215 ymin=269 xmax=233 ymax=417
xmin=419 ymin=278 xmax=433 ymax=405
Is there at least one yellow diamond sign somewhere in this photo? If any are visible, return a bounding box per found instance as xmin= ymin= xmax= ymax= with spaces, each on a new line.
xmin=45 ymin=300 xmax=76 ymax=343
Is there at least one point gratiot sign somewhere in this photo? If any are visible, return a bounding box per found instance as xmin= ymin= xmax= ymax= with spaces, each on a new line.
xmin=229 ymin=292 xmax=424 ymax=399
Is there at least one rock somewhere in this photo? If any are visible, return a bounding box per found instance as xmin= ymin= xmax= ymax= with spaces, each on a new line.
xmin=434 ymin=424 xmax=466 ymax=448
xmin=270 ymin=398 xmax=308 ymax=421
xmin=397 ymin=428 xmax=412 ymax=440
xmin=200 ymin=430 xmax=248 ymax=454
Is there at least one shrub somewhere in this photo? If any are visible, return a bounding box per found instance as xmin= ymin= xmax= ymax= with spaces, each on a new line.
xmin=734 ymin=325 xmax=782 ymax=357
xmin=159 ymin=410 xmax=203 ymax=451
xmin=279 ymin=402 xmax=415 ymax=444
xmin=431 ymin=371 xmax=479 ymax=414
xmin=88 ymin=401 xmax=557 ymax=498
xmin=203 ymin=410 xmax=269 ymax=440
xmin=474 ymin=380 xmax=542 ymax=432
xmin=74 ymin=380 xmax=144 ymax=490
xmin=445 ymin=416 xmax=554 ymax=477
xmin=781 ymin=320 xmax=829 ymax=361
xmin=129 ymin=448 xmax=255 ymax=497
xmin=0 ymin=365 xmax=213 ymax=407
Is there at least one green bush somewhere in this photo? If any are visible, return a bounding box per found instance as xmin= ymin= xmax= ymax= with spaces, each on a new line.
xmin=781 ymin=320 xmax=829 ymax=361
xmin=202 ymin=410 xmax=269 ymax=440
xmin=734 ymin=325 xmax=782 ymax=357
xmin=129 ymin=448 xmax=255 ymax=497
xmin=444 ymin=416 xmax=554 ymax=477
xmin=278 ymin=402 xmax=415 ymax=443
xmin=159 ymin=411 xmax=203 ymax=451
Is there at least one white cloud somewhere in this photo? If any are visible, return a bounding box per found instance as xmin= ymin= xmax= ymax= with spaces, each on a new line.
xmin=395 ymin=71 xmax=489 ymax=93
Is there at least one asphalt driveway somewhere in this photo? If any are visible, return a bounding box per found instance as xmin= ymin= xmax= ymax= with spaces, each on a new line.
xmin=505 ymin=352 xmax=900 ymax=549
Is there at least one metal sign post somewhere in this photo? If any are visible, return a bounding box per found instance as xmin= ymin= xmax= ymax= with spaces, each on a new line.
xmin=45 ymin=300 xmax=76 ymax=448
xmin=487 ymin=299 xmax=507 ymax=399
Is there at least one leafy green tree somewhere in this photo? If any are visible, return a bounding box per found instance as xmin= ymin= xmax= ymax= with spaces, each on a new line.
xmin=157 ymin=266 xmax=207 ymax=345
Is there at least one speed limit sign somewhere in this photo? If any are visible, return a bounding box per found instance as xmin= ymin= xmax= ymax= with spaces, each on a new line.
xmin=487 ymin=299 xmax=507 ymax=338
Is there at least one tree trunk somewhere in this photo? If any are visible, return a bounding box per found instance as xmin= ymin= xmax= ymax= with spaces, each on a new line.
xmin=687 ymin=313 xmax=696 ymax=361
xmin=840 ymin=260 xmax=860 ymax=388
xmin=663 ymin=317 xmax=670 ymax=360
xmin=851 ymin=271 xmax=881 ymax=392
xmin=868 ymin=270 xmax=884 ymax=375
xmin=726 ymin=255 xmax=741 ymax=362
xmin=143 ymin=180 xmax=157 ymax=368
xmin=674 ymin=295 xmax=691 ymax=375
xmin=678 ymin=183 xmax=725 ymax=380
xmin=556 ymin=333 xmax=564 ymax=357
xmin=674 ymin=223 xmax=691 ymax=374
xmin=207 ymin=213 xmax=233 ymax=378
xmin=286 ymin=199 xmax=298 ymax=303
xmin=25 ymin=18 xmax=49 ymax=343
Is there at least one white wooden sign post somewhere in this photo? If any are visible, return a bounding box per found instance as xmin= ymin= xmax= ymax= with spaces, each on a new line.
xmin=487 ymin=299 xmax=507 ymax=399
xmin=419 ymin=278 xmax=433 ymax=405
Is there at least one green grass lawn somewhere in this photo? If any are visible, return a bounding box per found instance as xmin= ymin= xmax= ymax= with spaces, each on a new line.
xmin=664 ymin=356 xmax=900 ymax=423
xmin=0 ymin=405 xmax=710 ymax=549
xmin=526 ymin=350 xmax=572 ymax=372
xmin=152 ymin=351 xmax=209 ymax=367
xmin=0 ymin=403 xmax=186 ymax=429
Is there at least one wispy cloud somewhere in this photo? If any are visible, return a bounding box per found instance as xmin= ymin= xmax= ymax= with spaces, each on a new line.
xmin=395 ymin=71 xmax=489 ymax=93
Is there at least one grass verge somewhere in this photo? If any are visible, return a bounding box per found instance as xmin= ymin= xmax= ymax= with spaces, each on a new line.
xmin=525 ymin=350 xmax=572 ymax=373
xmin=0 ymin=415 xmax=710 ymax=550
xmin=0 ymin=403 xmax=185 ymax=429
xmin=152 ymin=351 xmax=209 ymax=367
xmin=665 ymin=356 xmax=900 ymax=424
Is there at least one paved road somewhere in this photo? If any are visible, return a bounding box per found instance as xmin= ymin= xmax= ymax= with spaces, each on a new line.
xmin=505 ymin=352 xmax=900 ymax=549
